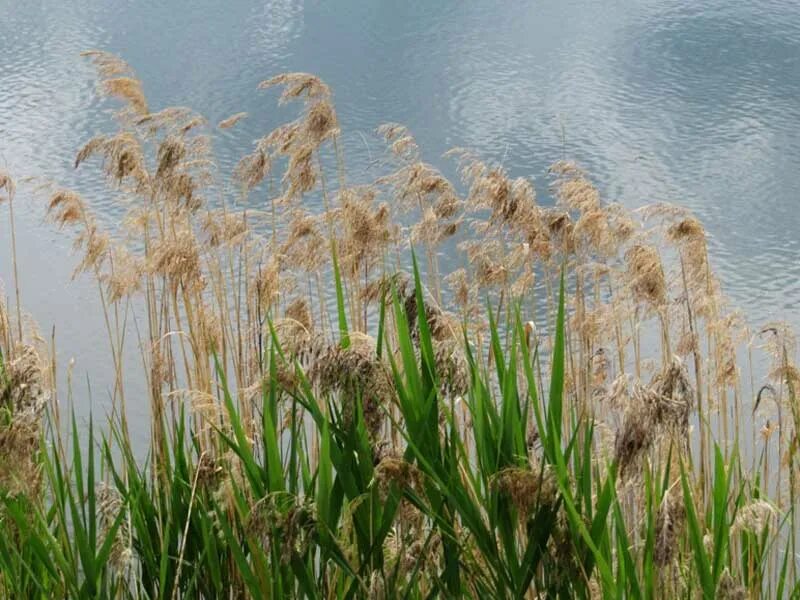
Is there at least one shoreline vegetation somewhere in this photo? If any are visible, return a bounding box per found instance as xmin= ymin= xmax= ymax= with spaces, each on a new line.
xmin=0 ymin=51 xmax=797 ymax=598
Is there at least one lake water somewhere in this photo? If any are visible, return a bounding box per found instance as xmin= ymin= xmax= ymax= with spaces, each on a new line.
xmin=2 ymin=0 xmax=800 ymax=431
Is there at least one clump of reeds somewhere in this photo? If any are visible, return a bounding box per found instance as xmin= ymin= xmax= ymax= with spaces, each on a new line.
xmin=0 ymin=52 xmax=796 ymax=599
xmin=0 ymin=342 xmax=49 ymax=498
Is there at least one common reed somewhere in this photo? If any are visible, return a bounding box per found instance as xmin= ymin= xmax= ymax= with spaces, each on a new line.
xmin=0 ymin=51 xmax=798 ymax=598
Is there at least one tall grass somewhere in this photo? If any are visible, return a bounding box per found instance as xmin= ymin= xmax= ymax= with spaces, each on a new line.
xmin=0 ymin=51 xmax=797 ymax=598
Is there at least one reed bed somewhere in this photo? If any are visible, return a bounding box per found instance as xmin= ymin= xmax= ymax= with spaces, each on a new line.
xmin=0 ymin=51 xmax=797 ymax=598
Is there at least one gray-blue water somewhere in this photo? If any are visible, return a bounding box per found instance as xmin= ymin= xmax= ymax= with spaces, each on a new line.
xmin=2 ymin=0 xmax=800 ymax=430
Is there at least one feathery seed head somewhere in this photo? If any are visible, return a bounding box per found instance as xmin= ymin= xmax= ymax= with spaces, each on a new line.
xmin=202 ymin=210 xmax=248 ymax=247
xmin=732 ymin=500 xmax=777 ymax=534
xmin=654 ymin=491 xmax=685 ymax=567
xmin=374 ymin=455 xmax=421 ymax=499
xmin=492 ymin=465 xmax=559 ymax=516
xmin=234 ymin=147 xmax=271 ymax=192
xmin=149 ymin=229 xmax=205 ymax=293
xmin=217 ymin=112 xmax=248 ymax=129
xmin=308 ymin=340 xmax=394 ymax=438
xmin=625 ymin=244 xmax=667 ymax=308
xmin=96 ymin=482 xmax=133 ymax=573
xmin=305 ymin=99 xmax=339 ymax=143
xmin=280 ymin=209 xmax=327 ymax=272
xmin=284 ymin=298 xmax=312 ymax=332
xmin=47 ymin=189 xmax=87 ymax=227
xmin=259 ymin=73 xmax=331 ymax=103
xmin=716 ymin=568 xmax=746 ymax=600
xmin=378 ymin=123 xmax=420 ymax=161
xmin=103 ymin=77 xmax=148 ymax=115
xmin=549 ymin=161 xmax=600 ymax=213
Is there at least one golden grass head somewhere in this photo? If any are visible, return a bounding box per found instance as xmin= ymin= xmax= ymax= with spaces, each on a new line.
xmin=382 ymin=273 xmax=458 ymax=344
xmin=102 ymin=77 xmax=148 ymax=115
xmin=217 ymin=112 xmax=248 ymax=129
xmin=648 ymin=357 xmax=693 ymax=433
xmin=149 ymin=229 xmax=205 ymax=293
xmin=135 ymin=106 xmax=199 ymax=136
xmin=0 ymin=412 xmax=42 ymax=497
xmin=194 ymin=451 xmax=225 ymax=490
xmin=197 ymin=303 xmax=223 ymax=355
xmin=378 ymin=123 xmax=420 ymax=161
xmin=433 ymin=340 xmax=469 ymax=399
xmin=382 ymin=161 xmax=462 ymax=229
xmin=716 ymin=568 xmax=746 ymax=600
xmin=491 ymin=464 xmax=559 ymax=517
xmin=259 ymin=73 xmax=331 ymax=103
xmin=654 ymin=491 xmax=685 ymax=567
xmin=155 ymin=135 xmax=186 ymax=179
xmin=676 ymin=330 xmax=699 ymax=357
xmin=605 ymin=203 xmax=638 ymax=243
xmin=0 ymin=343 xmax=50 ymax=498
xmin=614 ymin=358 xmax=693 ymax=479
xmin=337 ymin=186 xmax=394 ymax=252
xmin=374 ymin=455 xmax=421 ymax=499
xmin=591 ymin=347 xmax=610 ymax=388
xmin=283 ymin=143 xmax=318 ymax=201
xmin=75 ymin=136 xmax=108 ymax=169
xmin=77 ymin=132 xmax=150 ymax=191
xmin=82 ymin=51 xmax=148 ymax=116
xmin=252 ymin=256 xmax=287 ymax=313
xmin=456 ymin=155 xmax=547 ymax=257
xmin=46 ymin=189 xmax=87 ymax=227
xmin=0 ymin=169 xmax=15 ymax=202
xmin=73 ymin=222 xmax=111 ymax=276
xmin=0 ymin=344 xmax=49 ymax=420
xmin=103 ymin=245 xmax=144 ymax=302
xmin=255 ymin=73 xmax=339 ymax=182
xmin=106 ymin=134 xmax=147 ymax=182
xmin=445 ymin=268 xmax=472 ymax=313
xmin=666 ymin=216 xmax=706 ymax=243
xmin=305 ymin=99 xmax=339 ymax=143
xmin=462 ymin=239 xmax=510 ymax=289
xmin=263 ymin=122 xmax=300 ymax=155
xmin=308 ymin=340 xmax=394 ymax=439
xmin=234 ymin=146 xmax=271 ymax=193
xmin=368 ymin=571 xmax=386 ymax=600
xmin=732 ymin=500 xmax=777 ymax=535
xmin=280 ymin=209 xmax=327 ymax=272
xmin=574 ymin=209 xmax=614 ymax=255
xmin=202 ymin=210 xmax=248 ymax=248
xmin=759 ymin=321 xmax=796 ymax=361
xmin=625 ymin=244 xmax=667 ymax=308
xmin=81 ymin=50 xmax=134 ymax=78
xmin=284 ymin=298 xmax=313 ymax=333
xmin=544 ymin=209 xmax=575 ymax=256
xmin=96 ymin=482 xmax=133 ymax=573
xmin=614 ymin=402 xmax=654 ymax=479
xmin=549 ymin=160 xmax=600 ymax=213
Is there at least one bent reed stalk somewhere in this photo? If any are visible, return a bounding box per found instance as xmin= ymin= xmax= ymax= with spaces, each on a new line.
xmin=0 ymin=51 xmax=797 ymax=598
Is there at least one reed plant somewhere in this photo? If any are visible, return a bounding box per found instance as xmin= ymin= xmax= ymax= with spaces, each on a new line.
xmin=0 ymin=51 xmax=797 ymax=598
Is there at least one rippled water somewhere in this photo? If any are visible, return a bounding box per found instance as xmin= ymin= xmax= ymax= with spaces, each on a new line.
xmin=2 ymin=0 xmax=800 ymax=430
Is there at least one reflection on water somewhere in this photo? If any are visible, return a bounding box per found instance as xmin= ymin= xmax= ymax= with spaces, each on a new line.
xmin=1 ymin=0 xmax=800 ymax=433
